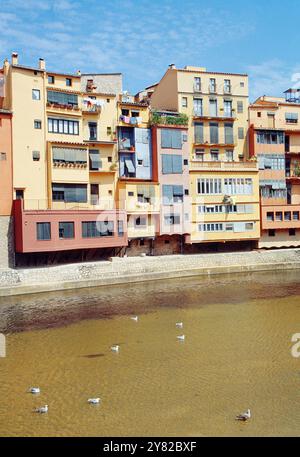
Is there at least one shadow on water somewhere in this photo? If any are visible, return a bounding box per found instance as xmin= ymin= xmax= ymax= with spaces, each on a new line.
xmin=1 ymin=269 xmax=300 ymax=334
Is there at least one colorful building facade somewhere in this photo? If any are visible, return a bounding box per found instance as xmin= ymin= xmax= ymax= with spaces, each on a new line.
xmin=249 ymin=92 xmax=300 ymax=248
xmin=150 ymin=65 xmax=260 ymax=250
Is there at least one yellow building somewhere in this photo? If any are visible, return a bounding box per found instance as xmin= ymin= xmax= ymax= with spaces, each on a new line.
xmin=150 ymin=64 xmax=260 ymax=249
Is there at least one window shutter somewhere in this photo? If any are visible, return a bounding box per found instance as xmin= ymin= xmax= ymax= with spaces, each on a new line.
xmin=162 ymin=154 xmax=173 ymax=174
xmin=161 ymin=129 xmax=172 ymax=148
xmin=171 ymin=130 xmax=182 ymax=149
xmin=194 ymin=123 xmax=204 ymax=143
xmin=162 ymin=185 xmax=173 ymax=204
xmin=172 ymin=155 xmax=183 ymax=173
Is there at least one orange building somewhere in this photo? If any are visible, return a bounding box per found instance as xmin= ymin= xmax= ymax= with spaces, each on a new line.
xmin=0 ymin=70 xmax=13 ymax=266
xmin=249 ymin=91 xmax=300 ymax=247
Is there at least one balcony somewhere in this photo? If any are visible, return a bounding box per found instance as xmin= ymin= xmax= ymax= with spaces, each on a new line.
xmin=189 ymin=160 xmax=258 ymax=171
xmin=261 ymin=204 xmax=300 ymax=230
xmin=193 ymin=136 xmax=237 ymax=148
xmin=193 ymin=111 xmax=236 ymax=121
xmin=46 ymin=102 xmax=81 ymax=114
xmin=13 ymin=199 xmax=128 ymax=253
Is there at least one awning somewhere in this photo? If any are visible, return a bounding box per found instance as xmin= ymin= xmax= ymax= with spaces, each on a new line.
xmin=125 ymin=159 xmax=135 ymax=173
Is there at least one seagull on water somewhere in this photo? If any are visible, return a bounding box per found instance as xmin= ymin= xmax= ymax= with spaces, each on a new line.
xmin=177 ymin=335 xmax=185 ymax=341
xmin=88 ymin=398 xmax=101 ymax=404
xmin=28 ymin=387 xmax=40 ymax=394
xmin=176 ymin=322 xmax=183 ymax=328
xmin=111 ymin=345 xmax=120 ymax=352
xmin=236 ymin=409 xmax=251 ymax=421
xmin=34 ymin=405 xmax=48 ymax=414
xmin=131 ymin=316 xmax=138 ymax=322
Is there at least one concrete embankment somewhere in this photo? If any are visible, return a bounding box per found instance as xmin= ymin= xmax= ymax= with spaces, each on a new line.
xmin=1 ymin=248 xmax=300 ymax=297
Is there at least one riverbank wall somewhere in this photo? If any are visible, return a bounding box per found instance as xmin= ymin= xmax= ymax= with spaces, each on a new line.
xmin=1 ymin=248 xmax=300 ymax=297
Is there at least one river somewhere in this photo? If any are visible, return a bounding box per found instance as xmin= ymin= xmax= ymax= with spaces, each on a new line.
xmin=0 ymin=270 xmax=300 ymax=436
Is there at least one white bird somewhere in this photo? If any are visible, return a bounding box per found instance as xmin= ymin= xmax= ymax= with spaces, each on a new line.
xmin=28 ymin=387 xmax=40 ymax=394
xmin=236 ymin=409 xmax=251 ymax=421
xmin=111 ymin=345 xmax=120 ymax=352
xmin=131 ymin=316 xmax=138 ymax=322
xmin=176 ymin=322 xmax=183 ymax=328
xmin=34 ymin=405 xmax=48 ymax=414
xmin=88 ymin=398 xmax=101 ymax=404
xmin=177 ymin=335 xmax=185 ymax=341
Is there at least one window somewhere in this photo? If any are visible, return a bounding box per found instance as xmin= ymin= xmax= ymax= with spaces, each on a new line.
xmin=224 ymin=123 xmax=234 ymax=144
xmin=164 ymin=214 xmax=180 ymax=225
xmin=182 ymin=97 xmax=188 ymax=107
xmin=257 ymin=131 xmax=284 ymax=144
xmin=0 ymin=152 xmax=7 ymax=161
xmin=162 ymin=185 xmax=183 ymax=204
xmin=195 ymin=148 xmax=204 ymax=160
xmin=183 ymin=159 xmax=188 ymax=166
xmin=82 ymin=221 xmax=114 ymax=237
xmin=285 ymin=112 xmax=298 ymax=124
xmin=224 ymin=79 xmax=231 ymax=93
xmin=16 ymin=189 xmax=24 ymax=200
xmin=59 ymin=222 xmax=74 ymax=239
xmin=275 ymin=212 xmax=282 ymax=221
xmin=284 ymin=211 xmax=291 ymax=221
xmin=240 ymin=82 xmax=245 ymax=87
xmin=162 ymin=154 xmax=183 ymax=174
xmin=194 ymin=77 xmax=201 ymax=91
xmin=34 ymin=120 xmax=42 ymax=129
xmin=210 ymin=149 xmax=219 ymax=161
xmin=194 ymin=122 xmax=204 ymax=143
xmin=135 ymin=216 xmax=147 ymax=227
xmin=267 ymin=212 xmax=274 ymax=221
xmin=53 ymin=147 xmax=87 ymax=165
xmin=268 ymin=229 xmax=276 ymax=237
xmin=184 ymin=189 xmax=189 ymax=195
xmin=107 ymin=127 xmax=112 ymax=135
xmin=118 ymin=221 xmax=124 ymax=236
xmin=48 ymin=75 xmax=55 ymax=84
xmin=88 ymin=122 xmax=97 ymax=141
xmin=108 ymin=156 xmax=112 ymax=162
xmin=289 ymin=228 xmax=296 ymax=236
xmin=47 ymin=90 xmax=78 ymax=107
xmin=121 ymin=109 xmax=129 ymax=116
xmin=209 ymin=78 xmax=216 ymax=93
xmin=245 ymin=223 xmax=254 ymax=231
xmin=193 ymin=98 xmax=203 ymax=116
xmin=89 ymin=150 xmax=101 ymax=170
xmin=209 ymin=99 xmax=217 ymax=117
xmin=32 ymin=151 xmax=40 ymax=161
xmin=131 ymin=111 xmax=140 ymax=117
xmin=225 ymin=150 xmax=233 ymax=161
xmin=52 ymin=183 xmax=87 ymax=203
xmin=198 ymin=223 xmax=223 ymax=232
xmin=223 ymin=100 xmax=232 ymax=117
xmin=106 ymin=98 xmax=110 ymax=103
xmin=224 ymin=178 xmax=253 ymax=195
xmin=237 ymin=101 xmax=243 ymax=113
xmin=137 ymin=186 xmax=154 ymax=203
xmin=197 ymin=178 xmax=222 ymax=195
xmin=48 ymin=118 xmax=79 ymax=135
xmin=32 ymin=89 xmax=40 ymax=100
xmin=66 ymin=78 xmax=72 ymax=87
xmin=210 ymin=122 xmax=218 ymax=143
xmin=37 ymin=222 xmax=51 ymax=240
xmin=293 ymin=211 xmax=299 ymax=220
xmin=238 ymin=127 xmax=244 ymax=139
xmin=257 ymin=112 xmax=261 ymax=117
xmin=161 ymin=129 xmax=182 ymax=149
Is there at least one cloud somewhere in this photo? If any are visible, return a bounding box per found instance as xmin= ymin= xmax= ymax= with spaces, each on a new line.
xmin=247 ymin=60 xmax=298 ymax=102
xmin=0 ymin=0 xmax=254 ymax=92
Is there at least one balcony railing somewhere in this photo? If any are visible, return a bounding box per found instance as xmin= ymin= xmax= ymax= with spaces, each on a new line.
xmin=190 ymin=160 xmax=258 ymax=171
xmin=193 ymin=110 xmax=235 ymax=119
xmin=46 ymin=102 xmax=80 ymax=111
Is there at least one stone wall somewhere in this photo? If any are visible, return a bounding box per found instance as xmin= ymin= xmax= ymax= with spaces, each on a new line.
xmin=0 ymin=216 xmax=14 ymax=269
xmin=1 ymin=248 xmax=300 ymax=297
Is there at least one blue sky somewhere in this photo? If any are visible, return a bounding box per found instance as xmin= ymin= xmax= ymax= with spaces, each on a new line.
xmin=1 ymin=0 xmax=300 ymax=101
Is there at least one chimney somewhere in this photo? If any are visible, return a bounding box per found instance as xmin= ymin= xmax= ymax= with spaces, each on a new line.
xmin=12 ymin=52 xmax=18 ymax=65
xmin=169 ymin=63 xmax=176 ymax=70
xmin=39 ymin=58 xmax=45 ymax=71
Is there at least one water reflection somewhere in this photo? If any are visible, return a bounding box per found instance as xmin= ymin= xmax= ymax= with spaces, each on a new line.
xmin=0 ymin=270 xmax=300 ymax=436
